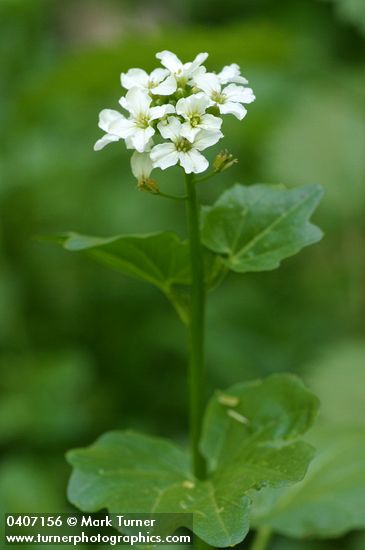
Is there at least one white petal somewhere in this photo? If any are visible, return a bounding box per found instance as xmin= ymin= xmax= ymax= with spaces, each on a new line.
xmin=175 ymin=97 xmax=189 ymax=117
xmin=179 ymin=150 xmax=208 ymax=174
xmin=149 ymin=68 xmax=170 ymax=83
xmin=180 ymin=122 xmax=200 ymax=142
xmin=119 ymin=96 xmax=128 ymax=111
xmin=125 ymin=137 xmax=135 ymax=150
xmin=183 ymin=52 xmax=209 ymax=77
xmin=121 ymin=68 xmax=149 ymax=90
xmin=199 ymin=113 xmax=222 ymax=132
xmin=190 ymin=66 xmax=207 ymax=85
xmin=93 ymin=134 xmax=120 ymax=151
xmin=131 ymin=151 xmax=153 ymax=179
xmin=151 ymin=75 xmax=177 ymax=95
xmin=157 ymin=117 xmax=182 ymax=141
xmin=156 ymin=50 xmax=183 ymax=73
xmin=223 ymin=84 xmax=255 ymax=104
xmin=125 ymin=137 xmax=154 ymax=151
xmin=180 ymin=114 xmax=222 ymax=141
xmin=194 ymin=72 xmax=221 ymax=95
xmin=150 ymin=143 xmax=179 ymax=170
xmin=130 ymin=126 xmax=155 ymax=153
xmin=108 ymin=117 xmax=136 ymax=138
xmin=193 ymin=129 xmax=223 ymax=151
xmin=218 ymin=64 xmax=248 ymax=85
xmin=149 ymin=103 xmax=175 ymax=121
xmin=176 ymin=94 xmax=209 ymax=117
xmin=189 ymin=93 xmax=210 ymax=113
xmin=124 ymin=88 xmax=152 ymax=117
xmin=98 ymin=109 xmax=125 ymax=132
xmin=219 ymin=101 xmax=247 ymax=120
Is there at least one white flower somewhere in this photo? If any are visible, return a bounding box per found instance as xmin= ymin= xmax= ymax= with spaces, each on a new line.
xmin=131 ymin=151 xmax=153 ymax=182
xmin=94 ymin=109 xmax=126 ymax=151
xmin=130 ymin=151 xmax=159 ymax=193
xmin=115 ymin=88 xmax=174 ymax=152
xmin=125 ymin=136 xmax=154 ymax=151
xmin=150 ymin=117 xmax=222 ymax=174
xmin=95 ymin=52 xmax=255 ymax=180
xmin=155 ymin=50 xmax=208 ymax=91
xmin=121 ymin=68 xmax=176 ymax=96
xmin=194 ymin=73 xmax=255 ymax=120
xmin=217 ymin=63 xmax=249 ymax=85
xmin=175 ymin=94 xmax=222 ymax=141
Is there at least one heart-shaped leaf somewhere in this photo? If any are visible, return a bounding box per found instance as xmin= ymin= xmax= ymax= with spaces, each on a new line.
xmin=201 ymin=374 xmax=319 ymax=484
xmin=52 ymin=232 xmax=223 ymax=324
xmin=67 ymin=374 xmax=318 ymax=547
xmin=201 ymin=183 xmax=323 ymax=273
xmin=67 ymin=430 xmax=250 ymax=547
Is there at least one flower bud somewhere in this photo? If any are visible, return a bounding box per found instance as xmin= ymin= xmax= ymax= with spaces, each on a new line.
xmin=137 ymin=178 xmax=160 ymax=194
xmin=213 ymin=150 xmax=238 ymax=173
xmin=131 ymin=151 xmax=159 ymax=193
xmin=175 ymin=87 xmax=186 ymax=99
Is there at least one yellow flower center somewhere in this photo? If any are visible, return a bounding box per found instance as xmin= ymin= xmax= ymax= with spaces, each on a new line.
xmin=211 ymin=90 xmax=226 ymax=104
xmin=175 ymin=138 xmax=192 ymax=153
xmin=190 ymin=114 xmax=201 ymax=127
xmin=136 ymin=114 xmax=150 ymax=129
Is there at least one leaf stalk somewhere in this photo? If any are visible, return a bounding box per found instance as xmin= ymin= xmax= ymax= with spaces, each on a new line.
xmin=250 ymin=527 xmax=272 ymax=550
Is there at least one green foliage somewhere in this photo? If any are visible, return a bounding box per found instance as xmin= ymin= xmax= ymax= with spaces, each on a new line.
xmin=263 ymin=84 xmax=365 ymax=221
xmin=52 ymin=181 xmax=324 ymax=326
xmin=201 ymin=184 xmax=323 ymax=273
xmin=306 ymin=342 xmax=365 ymax=427
xmin=251 ymin=342 xmax=365 ymax=539
xmin=53 ymin=231 xmax=223 ymax=323
xmin=1 ymin=2 xmax=364 ymax=548
xmin=58 ymin=231 xmax=191 ymax=287
xmin=0 ymin=352 xmax=94 ymax=444
xmin=67 ymin=374 xmax=318 ymax=547
xmin=252 ymin=424 xmax=365 ymax=539
xmin=201 ymin=374 xmax=319 ymax=473
xmin=330 ymin=0 xmax=365 ymax=35
xmin=67 ymin=431 xmax=249 ymax=548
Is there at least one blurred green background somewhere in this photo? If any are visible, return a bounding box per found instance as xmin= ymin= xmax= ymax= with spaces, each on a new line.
xmin=1 ymin=0 xmax=364 ymax=548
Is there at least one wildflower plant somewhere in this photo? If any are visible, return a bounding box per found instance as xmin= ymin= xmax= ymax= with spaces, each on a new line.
xmin=56 ymin=51 xmax=325 ymax=549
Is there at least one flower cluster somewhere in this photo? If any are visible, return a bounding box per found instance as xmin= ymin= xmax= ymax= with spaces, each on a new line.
xmin=94 ymin=51 xmax=255 ymax=185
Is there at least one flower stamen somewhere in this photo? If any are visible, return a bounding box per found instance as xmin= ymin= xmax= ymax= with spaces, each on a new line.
xmin=190 ymin=114 xmax=201 ymax=127
xmin=135 ymin=114 xmax=150 ymax=129
xmin=211 ymin=90 xmax=226 ymax=104
xmin=175 ymin=138 xmax=192 ymax=153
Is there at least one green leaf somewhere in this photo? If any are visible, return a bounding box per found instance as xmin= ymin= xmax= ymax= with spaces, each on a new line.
xmin=201 ymin=374 xmax=319 ymax=483
xmin=67 ymin=430 xmax=250 ymax=548
xmin=201 ymin=184 xmax=323 ymax=273
xmin=67 ymin=374 xmax=318 ymax=547
xmin=59 ymin=231 xmax=190 ymax=288
xmin=52 ymin=231 xmax=223 ymax=324
xmin=251 ymin=343 xmax=365 ymax=539
xmin=251 ymin=424 xmax=365 ymax=538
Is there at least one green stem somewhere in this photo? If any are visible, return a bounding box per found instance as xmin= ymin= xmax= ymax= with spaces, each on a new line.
xmin=195 ymin=170 xmax=217 ymax=184
xmin=158 ymin=190 xmax=187 ymax=201
xmin=185 ymin=173 xmax=207 ymax=481
xmin=250 ymin=527 xmax=272 ymax=550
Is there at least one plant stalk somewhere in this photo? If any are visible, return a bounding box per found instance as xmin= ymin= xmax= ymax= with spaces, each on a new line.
xmin=250 ymin=527 xmax=272 ymax=550
xmin=185 ymin=173 xmax=207 ymax=481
